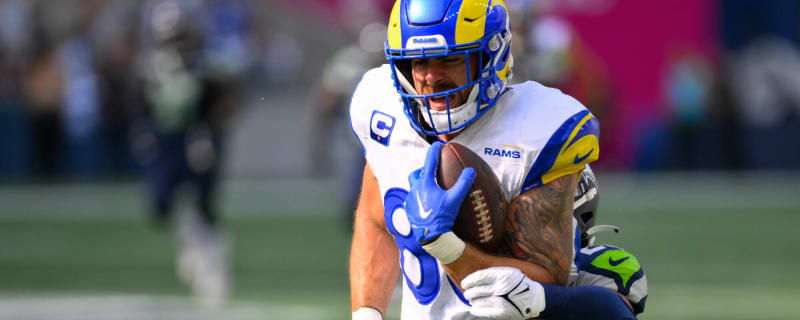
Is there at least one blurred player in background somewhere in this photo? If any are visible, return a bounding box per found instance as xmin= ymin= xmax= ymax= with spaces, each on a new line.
xmin=133 ymin=0 xmax=248 ymax=306
xmin=348 ymin=0 xmax=644 ymax=319
xmin=306 ymin=0 xmax=387 ymax=230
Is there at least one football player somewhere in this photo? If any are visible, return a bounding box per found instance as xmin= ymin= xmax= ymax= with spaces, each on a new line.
xmin=570 ymin=166 xmax=648 ymax=316
xmin=349 ymin=1 xmax=645 ymax=319
xmin=135 ymin=0 xmax=243 ymax=306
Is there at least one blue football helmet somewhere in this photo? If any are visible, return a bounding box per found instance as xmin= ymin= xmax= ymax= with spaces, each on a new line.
xmin=385 ymin=0 xmax=513 ymax=135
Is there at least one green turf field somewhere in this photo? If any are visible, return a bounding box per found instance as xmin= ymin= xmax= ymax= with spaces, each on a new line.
xmin=0 ymin=173 xmax=799 ymax=319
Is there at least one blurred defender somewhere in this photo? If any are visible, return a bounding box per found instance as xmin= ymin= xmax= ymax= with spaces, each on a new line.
xmin=306 ymin=0 xmax=386 ymax=229
xmin=133 ymin=0 xmax=242 ymax=305
xmin=348 ymin=0 xmax=645 ymax=319
xmin=570 ymin=166 xmax=648 ymax=315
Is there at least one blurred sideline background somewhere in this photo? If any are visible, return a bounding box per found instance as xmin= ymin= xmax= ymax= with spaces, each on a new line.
xmin=1 ymin=0 xmax=799 ymax=319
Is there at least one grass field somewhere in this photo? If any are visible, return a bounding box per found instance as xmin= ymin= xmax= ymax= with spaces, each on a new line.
xmin=1 ymin=173 xmax=799 ymax=319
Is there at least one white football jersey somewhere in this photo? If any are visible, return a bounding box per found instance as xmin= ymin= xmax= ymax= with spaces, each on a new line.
xmin=350 ymin=64 xmax=599 ymax=320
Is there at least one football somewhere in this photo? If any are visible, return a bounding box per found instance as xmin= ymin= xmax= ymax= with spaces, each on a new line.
xmin=437 ymin=142 xmax=507 ymax=253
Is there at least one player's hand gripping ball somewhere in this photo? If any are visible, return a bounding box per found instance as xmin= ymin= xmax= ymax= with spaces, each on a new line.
xmin=405 ymin=141 xmax=476 ymax=243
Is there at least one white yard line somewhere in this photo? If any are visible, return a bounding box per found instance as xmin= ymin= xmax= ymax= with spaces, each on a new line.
xmin=0 ymin=293 xmax=329 ymax=320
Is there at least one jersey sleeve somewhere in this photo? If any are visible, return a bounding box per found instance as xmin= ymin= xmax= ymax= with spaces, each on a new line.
xmin=348 ymin=68 xmax=378 ymax=156
xmin=520 ymin=109 xmax=599 ymax=193
xmin=349 ymin=65 xmax=400 ymax=158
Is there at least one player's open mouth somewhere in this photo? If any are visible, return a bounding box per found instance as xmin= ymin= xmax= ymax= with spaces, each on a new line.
xmin=428 ymin=94 xmax=455 ymax=110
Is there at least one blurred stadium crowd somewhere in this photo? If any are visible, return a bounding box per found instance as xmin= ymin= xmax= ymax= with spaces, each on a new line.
xmin=509 ymin=0 xmax=800 ymax=170
xmin=0 ymin=0 xmax=260 ymax=178
xmin=1 ymin=0 xmax=800 ymax=182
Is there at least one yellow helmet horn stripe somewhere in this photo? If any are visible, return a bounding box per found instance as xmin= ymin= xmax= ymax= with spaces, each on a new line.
xmin=387 ymin=0 xmax=403 ymax=49
xmin=454 ymin=0 xmax=488 ymax=45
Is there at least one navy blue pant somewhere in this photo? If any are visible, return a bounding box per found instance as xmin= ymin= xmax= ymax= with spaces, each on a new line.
xmin=147 ymin=132 xmax=219 ymax=226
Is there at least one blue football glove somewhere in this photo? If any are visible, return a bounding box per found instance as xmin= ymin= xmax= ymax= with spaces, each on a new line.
xmin=404 ymin=141 xmax=476 ymax=243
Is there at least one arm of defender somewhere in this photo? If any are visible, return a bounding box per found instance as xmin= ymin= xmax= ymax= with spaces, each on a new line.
xmin=461 ymin=266 xmax=636 ymax=320
xmin=539 ymin=285 xmax=636 ymax=319
xmin=350 ymin=163 xmax=401 ymax=317
xmin=441 ymin=172 xmax=579 ymax=286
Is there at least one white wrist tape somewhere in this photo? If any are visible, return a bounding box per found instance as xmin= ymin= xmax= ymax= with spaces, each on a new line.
xmin=352 ymin=307 xmax=382 ymax=320
xmin=422 ymin=231 xmax=466 ymax=264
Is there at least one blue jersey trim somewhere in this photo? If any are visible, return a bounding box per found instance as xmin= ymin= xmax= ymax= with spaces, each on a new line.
xmin=521 ymin=110 xmax=591 ymax=192
xmin=447 ymin=276 xmax=471 ymax=306
xmin=566 ymin=115 xmax=600 ymax=151
xmin=383 ymin=188 xmax=442 ymax=305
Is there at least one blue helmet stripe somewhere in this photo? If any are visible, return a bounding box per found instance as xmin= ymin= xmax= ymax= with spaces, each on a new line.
xmin=401 ymin=0 xmax=461 ymax=46
xmin=406 ymin=0 xmax=453 ymax=25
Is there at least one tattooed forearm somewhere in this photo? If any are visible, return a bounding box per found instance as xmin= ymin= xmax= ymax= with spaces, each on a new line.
xmin=502 ymin=173 xmax=579 ymax=285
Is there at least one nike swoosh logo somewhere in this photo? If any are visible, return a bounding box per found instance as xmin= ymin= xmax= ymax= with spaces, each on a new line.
xmin=609 ymin=256 xmax=629 ymax=267
xmin=417 ymin=192 xmax=433 ymax=219
xmin=574 ymin=148 xmax=594 ymax=164
xmin=514 ymin=285 xmax=530 ymax=296
xmin=500 ymin=278 xmax=526 ymax=317
xmin=463 ymin=15 xmax=483 ymax=22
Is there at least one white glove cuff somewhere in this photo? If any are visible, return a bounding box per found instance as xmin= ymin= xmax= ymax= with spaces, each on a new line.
xmin=422 ymin=231 xmax=466 ymax=264
xmin=352 ymin=307 xmax=382 ymax=320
